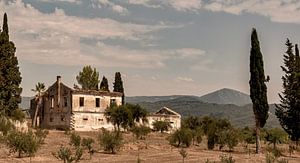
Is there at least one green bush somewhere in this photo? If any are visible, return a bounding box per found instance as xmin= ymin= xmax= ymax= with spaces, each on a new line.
xmin=168 ymin=128 xmax=193 ymax=147
xmin=6 ymin=130 xmax=41 ymax=157
xmin=265 ymin=152 xmax=275 ymax=163
xmin=220 ymin=154 xmax=235 ymax=163
xmin=152 ymin=121 xmax=171 ymax=133
xmin=179 ymin=148 xmax=188 ymax=163
xmin=191 ymin=128 xmax=203 ymax=145
xmin=53 ymin=145 xmax=83 ymax=163
xmin=0 ymin=115 xmax=15 ymax=136
xmin=35 ymin=128 xmax=49 ymax=144
xmin=98 ymin=128 xmax=123 ymax=154
xmin=216 ymin=129 xmax=239 ymax=151
xmin=82 ymin=138 xmax=94 ymax=159
xmin=265 ymin=128 xmax=288 ymax=149
xmin=69 ymin=132 xmax=81 ymax=147
xmin=131 ymin=125 xmax=151 ymax=139
xmin=239 ymin=127 xmax=255 ymax=148
xmin=11 ymin=109 xmax=26 ymax=122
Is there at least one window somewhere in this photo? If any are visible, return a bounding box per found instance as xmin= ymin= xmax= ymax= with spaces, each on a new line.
xmin=83 ymin=117 xmax=88 ymax=121
xmin=50 ymin=96 xmax=54 ymax=108
xmin=79 ymin=97 xmax=84 ymax=107
xmin=64 ymin=97 xmax=68 ymax=107
xmin=110 ymin=99 xmax=116 ymax=105
xmin=61 ymin=115 xmax=66 ymax=121
xmin=95 ymin=98 xmax=100 ymax=107
xmin=50 ymin=117 xmax=53 ymax=122
xmin=98 ymin=118 xmax=103 ymax=121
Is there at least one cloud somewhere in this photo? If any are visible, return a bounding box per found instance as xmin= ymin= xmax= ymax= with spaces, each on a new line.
xmin=168 ymin=0 xmax=202 ymax=12
xmin=176 ymin=76 xmax=194 ymax=82
xmin=126 ymin=0 xmax=300 ymax=24
xmin=91 ymin=0 xmax=129 ymax=15
xmin=1 ymin=0 xmax=191 ymax=68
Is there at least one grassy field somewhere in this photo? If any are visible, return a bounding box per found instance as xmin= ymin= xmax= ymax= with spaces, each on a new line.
xmin=0 ymin=130 xmax=299 ymax=163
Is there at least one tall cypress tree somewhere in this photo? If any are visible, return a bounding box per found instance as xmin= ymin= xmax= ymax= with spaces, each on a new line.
xmin=276 ymin=40 xmax=300 ymax=142
xmin=113 ymin=72 xmax=124 ymax=105
xmin=100 ymin=76 xmax=109 ymax=92
xmin=249 ymin=28 xmax=269 ymax=154
xmin=0 ymin=13 xmax=22 ymax=117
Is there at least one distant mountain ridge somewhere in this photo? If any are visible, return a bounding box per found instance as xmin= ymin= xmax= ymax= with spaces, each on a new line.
xmin=126 ymin=88 xmax=251 ymax=106
xmin=199 ymin=88 xmax=251 ymax=106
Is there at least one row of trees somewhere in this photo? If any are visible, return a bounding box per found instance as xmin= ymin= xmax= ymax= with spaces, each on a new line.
xmin=75 ymin=65 xmax=124 ymax=93
xmin=169 ymin=116 xmax=289 ymax=153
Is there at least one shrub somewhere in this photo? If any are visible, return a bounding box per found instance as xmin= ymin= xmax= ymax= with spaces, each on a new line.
xmin=191 ymin=128 xmax=203 ymax=145
xmin=179 ymin=148 xmax=188 ymax=163
xmin=131 ymin=125 xmax=151 ymax=140
xmin=220 ymin=154 xmax=235 ymax=163
xmin=169 ymin=128 xmax=193 ymax=147
xmin=82 ymin=138 xmax=94 ymax=159
xmin=11 ymin=109 xmax=26 ymax=122
xmin=35 ymin=128 xmax=49 ymax=144
xmin=152 ymin=121 xmax=171 ymax=133
xmin=216 ymin=129 xmax=239 ymax=151
xmin=239 ymin=127 xmax=255 ymax=148
xmin=69 ymin=132 xmax=81 ymax=147
xmin=53 ymin=145 xmax=83 ymax=163
xmin=98 ymin=128 xmax=123 ymax=154
xmin=0 ymin=115 xmax=15 ymax=136
xmin=266 ymin=145 xmax=282 ymax=158
xmin=265 ymin=152 xmax=275 ymax=163
xmin=265 ymin=128 xmax=288 ymax=149
xmin=6 ymin=130 xmax=41 ymax=157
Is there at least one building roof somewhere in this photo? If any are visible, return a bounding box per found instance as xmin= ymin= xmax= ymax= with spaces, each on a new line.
xmin=46 ymin=76 xmax=123 ymax=97
xmin=150 ymin=107 xmax=181 ymax=117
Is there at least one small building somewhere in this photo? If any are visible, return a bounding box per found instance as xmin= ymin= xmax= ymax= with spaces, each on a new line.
xmin=30 ymin=76 xmax=122 ymax=131
xmin=147 ymin=107 xmax=181 ymax=132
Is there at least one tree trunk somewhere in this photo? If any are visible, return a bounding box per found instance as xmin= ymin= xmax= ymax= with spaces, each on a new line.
xmin=255 ymin=121 xmax=261 ymax=154
xmin=32 ymin=97 xmax=41 ymax=128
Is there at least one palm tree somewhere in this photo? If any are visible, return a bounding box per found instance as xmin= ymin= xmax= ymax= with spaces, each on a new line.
xmin=31 ymin=82 xmax=46 ymax=128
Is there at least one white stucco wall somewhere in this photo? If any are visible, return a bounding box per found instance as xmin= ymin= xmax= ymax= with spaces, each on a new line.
xmin=71 ymin=94 xmax=122 ymax=131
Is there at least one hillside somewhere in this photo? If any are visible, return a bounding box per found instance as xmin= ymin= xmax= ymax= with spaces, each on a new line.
xmin=199 ymin=88 xmax=251 ymax=106
xmin=138 ymin=96 xmax=279 ymax=128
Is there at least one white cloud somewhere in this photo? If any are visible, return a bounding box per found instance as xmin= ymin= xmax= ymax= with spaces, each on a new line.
xmin=91 ymin=0 xmax=129 ymax=15
xmin=176 ymin=76 xmax=194 ymax=82
xmin=168 ymin=0 xmax=202 ymax=12
xmin=1 ymin=0 xmax=190 ymax=68
xmin=127 ymin=0 xmax=300 ymax=24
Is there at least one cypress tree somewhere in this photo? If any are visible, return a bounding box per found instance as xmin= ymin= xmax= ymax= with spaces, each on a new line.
xmin=100 ymin=76 xmax=109 ymax=92
xmin=276 ymin=40 xmax=300 ymax=142
xmin=113 ymin=72 xmax=124 ymax=104
xmin=0 ymin=13 xmax=22 ymax=117
xmin=249 ymin=28 xmax=269 ymax=153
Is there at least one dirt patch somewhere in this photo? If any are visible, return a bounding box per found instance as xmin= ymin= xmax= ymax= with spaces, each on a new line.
xmin=0 ymin=130 xmax=299 ymax=163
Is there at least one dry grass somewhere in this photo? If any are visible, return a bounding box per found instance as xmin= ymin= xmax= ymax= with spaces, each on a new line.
xmin=0 ymin=130 xmax=299 ymax=163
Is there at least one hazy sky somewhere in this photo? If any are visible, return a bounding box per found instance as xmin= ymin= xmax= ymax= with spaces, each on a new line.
xmin=1 ymin=0 xmax=300 ymax=103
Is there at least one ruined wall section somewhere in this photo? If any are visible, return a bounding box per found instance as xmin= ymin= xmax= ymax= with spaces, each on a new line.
xmin=72 ymin=92 xmax=122 ymax=131
xmin=41 ymin=77 xmax=72 ymax=129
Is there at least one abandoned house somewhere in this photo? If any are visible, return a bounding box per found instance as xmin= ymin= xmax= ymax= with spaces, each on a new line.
xmin=30 ymin=76 xmax=122 ymax=131
xmin=147 ymin=107 xmax=181 ymax=131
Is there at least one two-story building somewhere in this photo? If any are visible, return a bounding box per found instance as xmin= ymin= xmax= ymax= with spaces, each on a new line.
xmin=30 ymin=76 xmax=122 ymax=131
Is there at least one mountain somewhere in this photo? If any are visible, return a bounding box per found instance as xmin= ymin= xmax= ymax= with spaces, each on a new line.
xmin=199 ymin=88 xmax=251 ymax=106
xmin=125 ymin=95 xmax=197 ymax=104
xmin=138 ymin=96 xmax=279 ymax=128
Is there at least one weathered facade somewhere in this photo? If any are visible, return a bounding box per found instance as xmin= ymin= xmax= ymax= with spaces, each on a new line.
xmin=30 ymin=76 xmax=122 ymax=131
xmin=147 ymin=107 xmax=181 ymax=132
